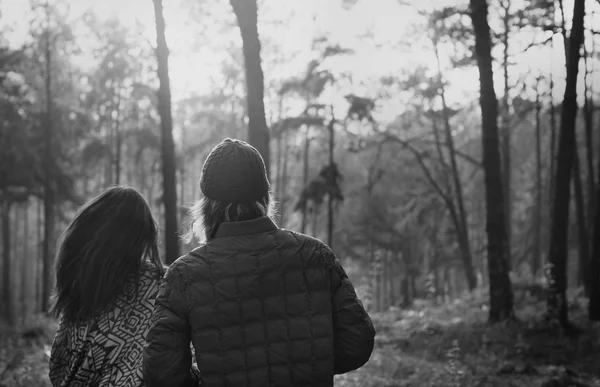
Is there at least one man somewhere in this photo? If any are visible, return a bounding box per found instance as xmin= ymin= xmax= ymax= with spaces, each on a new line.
xmin=143 ymin=138 xmax=375 ymax=387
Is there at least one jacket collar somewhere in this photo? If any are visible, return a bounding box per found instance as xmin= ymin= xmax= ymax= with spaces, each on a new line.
xmin=214 ymin=216 xmax=278 ymax=239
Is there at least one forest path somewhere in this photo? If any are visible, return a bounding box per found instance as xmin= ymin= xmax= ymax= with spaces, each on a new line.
xmin=335 ymin=291 xmax=600 ymax=387
xmin=2 ymin=290 xmax=600 ymax=387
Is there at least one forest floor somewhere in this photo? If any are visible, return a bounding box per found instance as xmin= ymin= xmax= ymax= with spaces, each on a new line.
xmin=1 ymin=287 xmax=600 ymax=387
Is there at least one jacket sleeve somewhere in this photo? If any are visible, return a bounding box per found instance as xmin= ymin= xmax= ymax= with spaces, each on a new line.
xmin=328 ymin=250 xmax=376 ymax=374
xmin=143 ymin=264 xmax=198 ymax=387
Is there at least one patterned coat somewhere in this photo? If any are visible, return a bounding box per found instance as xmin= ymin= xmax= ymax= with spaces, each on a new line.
xmin=49 ymin=263 xmax=164 ymax=387
xmin=143 ymin=217 xmax=376 ymax=387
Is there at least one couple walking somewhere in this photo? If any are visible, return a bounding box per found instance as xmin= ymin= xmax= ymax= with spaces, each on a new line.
xmin=48 ymin=138 xmax=375 ymax=387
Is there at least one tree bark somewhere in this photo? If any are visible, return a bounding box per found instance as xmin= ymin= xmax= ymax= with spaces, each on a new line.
xmin=113 ymin=89 xmax=123 ymax=186
xmin=433 ymin=40 xmax=476 ymax=288
xmin=549 ymin=45 xmax=557 ymax=211
xmin=469 ymin=0 xmax=514 ymax=322
xmin=583 ymin=37 xmax=596 ymax=258
xmin=2 ymin=201 xmax=12 ymax=324
xmin=36 ymin=198 xmax=42 ymax=311
xmin=312 ymin=202 xmax=320 ymax=237
xmin=301 ymin=130 xmax=310 ymax=234
xmin=573 ymin=147 xmax=590 ymax=293
xmin=327 ymin=117 xmax=335 ymax=248
xmin=230 ymin=0 xmax=270 ymax=176
xmin=533 ymin=79 xmax=542 ymax=278
xmin=21 ymin=202 xmax=30 ymax=325
xmin=42 ymin=12 xmax=55 ymax=313
xmin=280 ymin=132 xmax=290 ymax=227
xmin=152 ymin=0 xmax=179 ymax=264
xmin=501 ymin=0 xmax=512 ymax=271
xmin=589 ymin=142 xmax=600 ymax=320
xmin=547 ymin=0 xmax=585 ymax=330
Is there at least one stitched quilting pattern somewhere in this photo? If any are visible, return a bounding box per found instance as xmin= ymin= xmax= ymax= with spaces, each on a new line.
xmin=182 ymin=230 xmax=336 ymax=387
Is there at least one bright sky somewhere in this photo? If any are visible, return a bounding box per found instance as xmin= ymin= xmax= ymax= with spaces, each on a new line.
xmin=1 ymin=0 xmax=597 ymax=124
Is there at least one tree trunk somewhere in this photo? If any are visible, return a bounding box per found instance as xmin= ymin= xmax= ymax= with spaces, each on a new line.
xmin=275 ymin=95 xmax=284 ymax=201
xmin=327 ymin=117 xmax=335 ymax=248
xmin=21 ymin=202 xmax=31 ymax=325
xmin=113 ymin=90 xmax=123 ymax=186
xmin=275 ymin=133 xmax=283 ymax=218
xmin=501 ymin=0 xmax=512 ymax=271
xmin=280 ymin=132 xmax=290 ymax=227
xmin=301 ymin=131 xmax=310 ymax=234
xmin=2 ymin=200 xmax=12 ymax=324
xmin=429 ymin=117 xmax=476 ymax=290
xmin=36 ymin=198 xmax=42 ymax=311
xmin=311 ymin=203 xmax=320 ymax=237
xmin=583 ymin=38 xmax=596 ymax=258
xmin=42 ymin=15 xmax=55 ymax=314
xmin=533 ymin=79 xmax=542 ymax=278
xmin=179 ymin=122 xmax=187 ymax=220
xmin=546 ymin=0 xmax=585 ymax=330
xmin=230 ymin=0 xmax=270 ymax=176
xmin=573 ymin=147 xmax=590 ymax=293
xmin=433 ymin=41 xmax=476 ymax=289
xmin=589 ymin=142 xmax=600 ymax=320
xmin=401 ymin=240 xmax=414 ymax=308
xmin=152 ymin=0 xmax=179 ymax=264
xmin=549 ymin=46 xmax=558 ymax=211
xmin=469 ymin=0 xmax=514 ymax=322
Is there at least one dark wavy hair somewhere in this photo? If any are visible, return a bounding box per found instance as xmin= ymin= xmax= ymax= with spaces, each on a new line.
xmin=51 ymin=186 xmax=164 ymax=322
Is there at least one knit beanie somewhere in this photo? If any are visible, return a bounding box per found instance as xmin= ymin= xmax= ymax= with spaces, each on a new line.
xmin=199 ymin=138 xmax=270 ymax=204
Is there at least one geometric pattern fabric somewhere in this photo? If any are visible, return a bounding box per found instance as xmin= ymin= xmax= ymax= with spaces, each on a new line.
xmin=49 ymin=264 xmax=163 ymax=387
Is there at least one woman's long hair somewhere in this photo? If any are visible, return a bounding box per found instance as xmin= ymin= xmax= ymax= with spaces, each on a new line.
xmin=183 ymin=192 xmax=276 ymax=244
xmin=51 ymin=186 xmax=164 ymax=322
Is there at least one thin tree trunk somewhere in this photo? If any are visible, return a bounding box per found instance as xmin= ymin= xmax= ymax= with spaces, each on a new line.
xmin=381 ymin=252 xmax=387 ymax=309
xmin=327 ymin=116 xmax=335 ymax=248
xmin=588 ymin=141 xmax=600 ymax=320
xmin=275 ymin=95 xmax=283 ymax=203
xmin=547 ymin=0 xmax=585 ymax=331
xmin=42 ymin=8 xmax=55 ymax=313
xmin=312 ymin=203 xmax=319 ymax=237
xmin=21 ymin=202 xmax=30 ymax=325
xmin=583 ymin=34 xmax=596 ymax=255
xmin=549 ymin=42 xmax=558 ymax=211
xmin=469 ymin=0 xmax=514 ymax=322
xmin=433 ymin=41 xmax=476 ymax=290
xmin=573 ymin=147 xmax=589 ymax=293
xmin=533 ymin=78 xmax=542 ymax=278
xmin=152 ymin=0 xmax=179 ymax=264
xmin=275 ymin=133 xmax=283 ymax=208
xmin=179 ymin=122 xmax=186 ymax=218
xmin=501 ymin=0 xmax=512 ymax=270
xmin=2 ymin=201 xmax=12 ymax=325
xmin=230 ymin=0 xmax=270 ymax=176
xmin=281 ymin=143 xmax=290 ymax=223
xmin=36 ymin=198 xmax=42 ymax=311
xmin=113 ymin=89 xmax=123 ymax=186
xmin=301 ymin=131 xmax=310 ymax=234
xmin=402 ymin=240 xmax=414 ymax=308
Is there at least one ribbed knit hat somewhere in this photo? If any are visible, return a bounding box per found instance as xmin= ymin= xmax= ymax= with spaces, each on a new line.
xmin=199 ymin=138 xmax=270 ymax=204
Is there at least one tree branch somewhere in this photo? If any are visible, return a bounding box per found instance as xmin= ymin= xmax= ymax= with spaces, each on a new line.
xmin=416 ymin=138 xmax=482 ymax=168
xmin=512 ymin=35 xmax=554 ymax=56
xmin=382 ymin=133 xmax=453 ymax=206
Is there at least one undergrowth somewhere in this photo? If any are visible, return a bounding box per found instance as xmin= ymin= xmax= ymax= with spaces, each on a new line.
xmin=1 ymin=287 xmax=600 ymax=387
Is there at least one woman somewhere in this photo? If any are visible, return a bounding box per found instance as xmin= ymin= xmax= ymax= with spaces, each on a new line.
xmin=49 ymin=186 xmax=165 ymax=387
xmin=143 ymin=138 xmax=375 ymax=387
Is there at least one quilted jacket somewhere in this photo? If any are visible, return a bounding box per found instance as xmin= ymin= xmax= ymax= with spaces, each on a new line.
xmin=143 ymin=217 xmax=375 ymax=387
